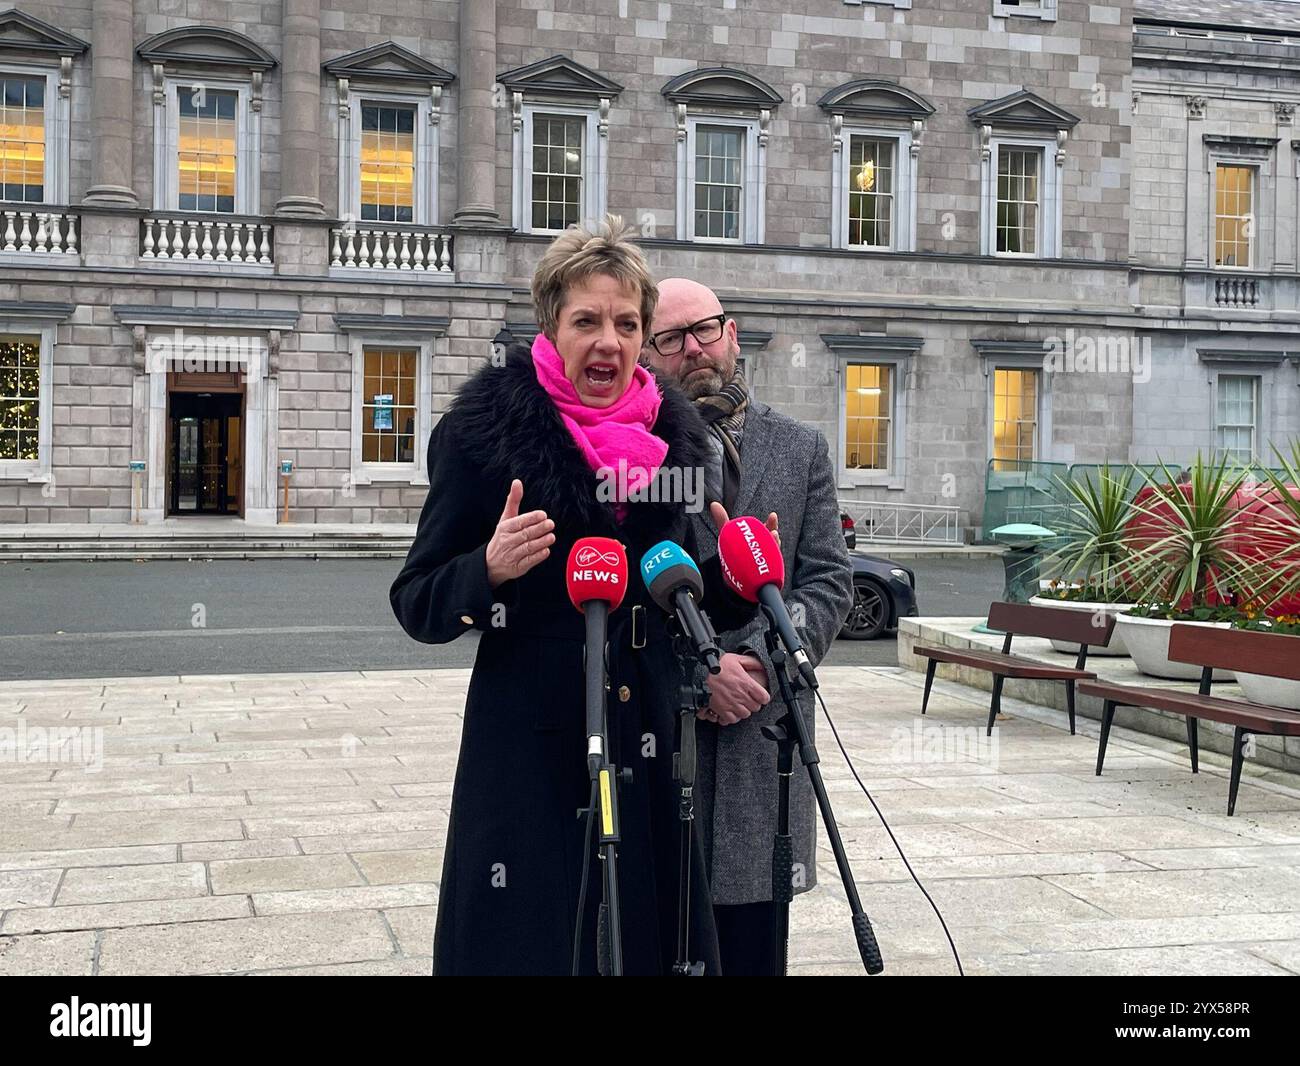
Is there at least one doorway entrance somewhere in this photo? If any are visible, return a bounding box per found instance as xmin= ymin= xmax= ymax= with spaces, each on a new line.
xmin=167 ymin=385 xmax=245 ymax=516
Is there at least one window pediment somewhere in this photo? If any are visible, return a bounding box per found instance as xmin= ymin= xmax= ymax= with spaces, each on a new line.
xmin=968 ymin=89 xmax=1079 ymax=132
xmin=661 ymin=67 xmax=782 ymax=111
xmin=497 ymin=54 xmax=622 ymax=101
xmin=0 ymin=9 xmax=88 ymax=57
xmin=818 ymin=80 xmax=933 ymax=123
xmin=324 ymin=42 xmax=454 ymax=88
xmin=136 ymin=26 xmax=277 ymax=73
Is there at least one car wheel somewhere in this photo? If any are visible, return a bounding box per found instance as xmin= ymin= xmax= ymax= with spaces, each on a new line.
xmin=840 ymin=579 xmax=889 ymax=640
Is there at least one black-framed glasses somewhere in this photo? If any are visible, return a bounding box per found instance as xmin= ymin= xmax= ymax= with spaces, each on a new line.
xmin=647 ymin=314 xmax=726 ymax=357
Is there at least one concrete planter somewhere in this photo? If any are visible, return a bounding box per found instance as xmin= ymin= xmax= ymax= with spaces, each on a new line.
xmin=1028 ymin=595 xmax=1133 ymax=656
xmin=1114 ymin=613 xmax=1235 ymax=681
xmin=1236 ymin=670 xmax=1300 ymax=711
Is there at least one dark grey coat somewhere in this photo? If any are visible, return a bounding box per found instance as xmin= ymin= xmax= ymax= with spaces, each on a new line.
xmin=690 ymin=399 xmax=854 ymax=905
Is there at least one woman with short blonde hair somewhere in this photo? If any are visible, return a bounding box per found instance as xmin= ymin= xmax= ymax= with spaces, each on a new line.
xmin=391 ymin=216 xmax=751 ymax=975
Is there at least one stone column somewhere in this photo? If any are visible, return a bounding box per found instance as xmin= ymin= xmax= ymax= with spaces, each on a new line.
xmin=454 ymin=0 xmax=500 ymax=224
xmin=275 ymin=0 xmax=325 ymax=217
xmin=1183 ymin=95 xmax=1209 ymax=269
xmin=82 ymin=0 xmax=138 ymax=205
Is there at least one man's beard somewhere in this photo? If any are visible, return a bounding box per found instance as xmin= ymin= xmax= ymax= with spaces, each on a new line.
xmin=678 ymin=347 xmax=737 ymax=399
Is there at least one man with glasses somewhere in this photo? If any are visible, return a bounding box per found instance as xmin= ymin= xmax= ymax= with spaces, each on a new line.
xmin=644 ymin=278 xmax=853 ymax=976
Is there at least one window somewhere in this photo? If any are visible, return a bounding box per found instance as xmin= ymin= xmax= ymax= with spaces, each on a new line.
xmin=360 ymin=104 xmax=415 ymax=223
xmin=993 ymin=0 xmax=1058 ymax=20
xmin=682 ymin=119 xmax=760 ymax=243
xmin=694 ymin=124 xmax=744 ymax=241
xmin=992 ymin=368 xmax=1039 ymax=469
xmin=1216 ymin=374 xmax=1258 ymax=464
xmin=845 ymin=364 xmax=892 ymax=471
xmin=0 ymin=324 xmax=53 ymax=482
xmin=531 ymin=113 xmax=584 ymax=232
xmin=154 ymin=76 xmax=258 ymax=216
xmin=345 ymin=327 xmax=437 ymax=486
xmin=848 ymin=137 xmax=894 ymax=249
xmin=0 ymin=76 xmax=44 ymax=203
xmin=0 ymin=335 xmax=38 ymax=461
xmin=326 ymin=44 xmax=451 ymax=237
xmin=177 ymin=86 xmax=237 ymax=213
xmin=974 ymin=106 xmax=1072 ymax=259
xmin=513 ymin=104 xmax=602 ymax=235
xmin=996 ymin=147 xmax=1039 ymax=255
xmin=361 ymin=348 xmax=418 ymax=465
xmin=1215 ymin=164 xmax=1254 ymax=268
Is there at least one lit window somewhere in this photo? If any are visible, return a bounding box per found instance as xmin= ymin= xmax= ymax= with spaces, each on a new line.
xmin=178 ymin=86 xmax=237 ymax=213
xmin=0 ymin=77 xmax=44 ymax=203
xmin=996 ymin=147 xmax=1039 ymax=255
xmin=362 ymin=348 xmax=418 ymax=464
xmin=848 ymin=137 xmax=893 ymax=249
xmin=845 ymin=364 xmax=892 ymax=471
xmin=531 ymin=114 xmax=584 ymax=232
xmin=694 ymin=125 xmax=744 ymax=240
xmin=992 ymin=368 xmax=1039 ymax=469
xmin=360 ymin=104 xmax=415 ymax=223
xmin=1216 ymin=374 xmax=1258 ymax=465
xmin=0 ymin=335 xmax=40 ymax=461
xmin=1215 ymin=165 xmax=1253 ymax=268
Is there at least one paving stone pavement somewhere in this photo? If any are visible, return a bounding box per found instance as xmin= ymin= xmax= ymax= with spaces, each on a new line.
xmin=2 ymin=665 xmax=1300 ymax=977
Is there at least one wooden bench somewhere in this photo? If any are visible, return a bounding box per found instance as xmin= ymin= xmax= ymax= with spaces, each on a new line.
xmin=1080 ymin=625 xmax=1300 ymax=816
xmin=916 ymin=601 xmax=1116 ymax=737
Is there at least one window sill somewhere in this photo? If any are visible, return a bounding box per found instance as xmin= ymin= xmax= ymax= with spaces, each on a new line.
xmin=351 ymin=466 xmax=428 ymax=487
xmin=839 ymin=475 xmax=905 ymax=492
xmin=992 ymin=5 xmax=1056 ymax=21
xmin=0 ymin=466 xmax=50 ymax=484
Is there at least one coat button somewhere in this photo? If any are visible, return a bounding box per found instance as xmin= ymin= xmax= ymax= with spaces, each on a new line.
xmin=618 ymin=685 xmax=631 ymax=702
xmin=459 ymin=615 xmax=474 ymax=625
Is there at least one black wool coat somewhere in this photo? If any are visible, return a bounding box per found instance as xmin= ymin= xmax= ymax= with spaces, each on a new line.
xmin=390 ymin=345 xmax=749 ymax=976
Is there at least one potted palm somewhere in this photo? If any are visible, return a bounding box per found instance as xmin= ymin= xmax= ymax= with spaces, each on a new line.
xmin=1232 ymin=443 xmax=1300 ymax=709
xmin=1114 ymin=453 xmax=1256 ymax=681
xmin=1030 ymin=464 xmax=1138 ymax=656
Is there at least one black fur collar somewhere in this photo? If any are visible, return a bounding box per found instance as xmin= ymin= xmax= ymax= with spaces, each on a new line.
xmin=449 ymin=343 xmax=711 ymax=541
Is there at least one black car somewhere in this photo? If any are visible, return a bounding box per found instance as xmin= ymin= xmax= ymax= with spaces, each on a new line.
xmin=839 ymin=552 xmax=919 ymax=640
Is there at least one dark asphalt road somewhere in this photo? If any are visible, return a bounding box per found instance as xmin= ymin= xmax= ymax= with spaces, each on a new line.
xmin=0 ymin=555 xmax=1005 ymax=681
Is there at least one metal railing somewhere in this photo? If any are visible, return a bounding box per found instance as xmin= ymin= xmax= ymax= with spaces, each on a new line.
xmin=839 ymin=499 xmax=964 ymax=545
xmin=329 ymin=224 xmax=454 ymax=274
xmin=141 ymin=214 xmax=273 ymax=265
xmin=0 ymin=206 xmax=79 ymax=256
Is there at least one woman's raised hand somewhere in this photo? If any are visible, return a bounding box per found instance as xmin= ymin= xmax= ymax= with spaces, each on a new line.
xmin=485 ymin=480 xmax=556 ymax=590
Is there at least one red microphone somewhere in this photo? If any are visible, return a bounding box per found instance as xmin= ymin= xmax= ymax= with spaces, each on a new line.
xmin=566 ymin=537 xmax=628 ymax=613
xmin=567 ymin=537 xmax=628 ymax=778
xmin=717 ymin=517 xmax=817 ymax=690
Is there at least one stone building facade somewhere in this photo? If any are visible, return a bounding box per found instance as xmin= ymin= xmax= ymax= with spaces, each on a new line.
xmin=0 ymin=0 xmax=1290 ymax=533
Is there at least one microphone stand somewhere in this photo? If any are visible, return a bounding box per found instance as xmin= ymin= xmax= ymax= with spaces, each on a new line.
xmin=579 ymin=600 xmax=626 ymax=976
xmin=759 ymin=614 xmax=884 ymax=976
xmin=667 ymin=619 xmax=716 ymax=977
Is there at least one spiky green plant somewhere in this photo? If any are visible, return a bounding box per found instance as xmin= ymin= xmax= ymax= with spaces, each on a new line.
xmin=1242 ymin=442 xmax=1300 ymax=609
xmin=1038 ymin=464 xmax=1138 ymax=601
xmin=1123 ymin=452 xmax=1258 ymax=609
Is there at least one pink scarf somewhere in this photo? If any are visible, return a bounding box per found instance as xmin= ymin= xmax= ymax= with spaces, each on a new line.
xmin=532 ymin=333 xmax=667 ymax=519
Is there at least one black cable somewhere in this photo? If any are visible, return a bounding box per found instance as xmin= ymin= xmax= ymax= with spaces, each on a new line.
xmin=571 ymin=778 xmax=598 ymax=977
xmin=814 ymin=687 xmax=965 ymax=977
